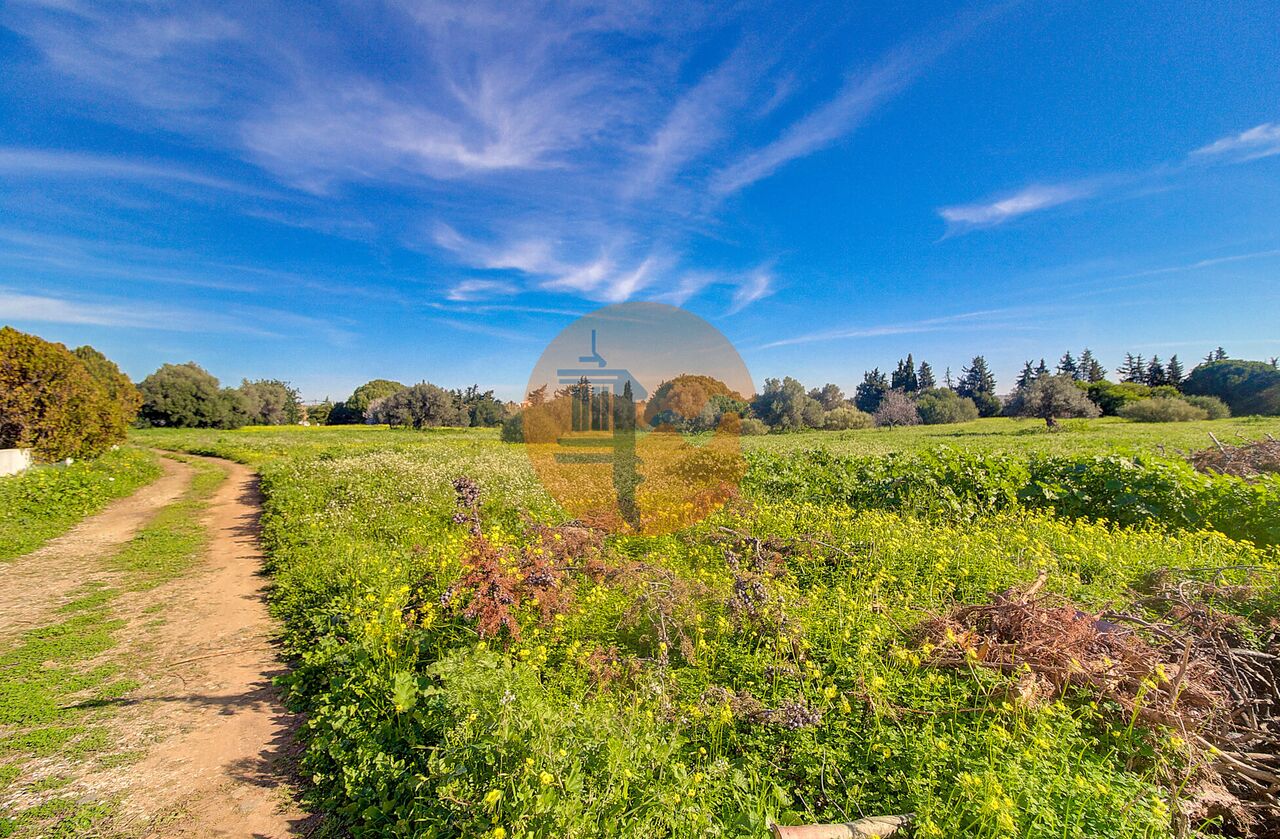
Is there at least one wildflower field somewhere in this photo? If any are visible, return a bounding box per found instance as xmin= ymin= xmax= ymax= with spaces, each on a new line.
xmin=134 ymin=419 xmax=1280 ymax=838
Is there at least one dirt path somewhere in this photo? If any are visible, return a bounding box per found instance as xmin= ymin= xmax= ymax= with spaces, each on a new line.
xmin=3 ymin=454 xmax=318 ymax=837
xmin=0 ymin=456 xmax=192 ymax=643
xmin=104 ymin=457 xmax=317 ymax=837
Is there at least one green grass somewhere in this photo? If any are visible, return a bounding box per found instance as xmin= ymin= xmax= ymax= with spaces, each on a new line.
xmin=0 ymin=447 xmax=162 ymax=561
xmin=742 ymin=415 xmax=1280 ymax=458
xmin=107 ymin=456 xmax=226 ymax=588
xmin=132 ymin=423 xmax=1280 ymax=838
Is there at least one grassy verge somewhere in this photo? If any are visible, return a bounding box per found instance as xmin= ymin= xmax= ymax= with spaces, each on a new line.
xmin=0 ymin=448 xmax=162 ymax=561
xmin=0 ymin=457 xmax=227 ymax=837
xmin=107 ymin=456 xmax=226 ymax=588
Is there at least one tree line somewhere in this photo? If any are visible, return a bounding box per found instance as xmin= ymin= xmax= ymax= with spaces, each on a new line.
xmin=4 ymin=324 xmax=1279 ymax=462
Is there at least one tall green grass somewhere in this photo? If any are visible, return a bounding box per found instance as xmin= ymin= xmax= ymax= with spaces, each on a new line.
xmin=135 ymin=426 xmax=1280 ymax=838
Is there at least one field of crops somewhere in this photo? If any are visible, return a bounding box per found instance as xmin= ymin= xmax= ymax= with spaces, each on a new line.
xmin=135 ymin=419 xmax=1280 ymax=838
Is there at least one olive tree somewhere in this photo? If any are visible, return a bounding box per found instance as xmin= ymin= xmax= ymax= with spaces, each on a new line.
xmin=1009 ymin=374 xmax=1101 ymax=428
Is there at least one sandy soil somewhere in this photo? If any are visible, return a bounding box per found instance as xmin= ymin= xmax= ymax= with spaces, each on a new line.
xmin=0 ymin=456 xmax=191 ymax=643
xmin=5 ymin=455 xmax=321 ymax=837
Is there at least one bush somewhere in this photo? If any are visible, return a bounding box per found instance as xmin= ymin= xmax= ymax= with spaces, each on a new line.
xmin=970 ymin=391 xmax=1002 ymax=418
xmin=333 ymin=379 xmax=407 ymax=424
xmin=1182 ymin=394 xmax=1230 ymax=419
xmin=73 ymin=345 xmax=143 ymax=442
xmin=137 ymin=363 xmax=249 ymax=428
xmin=738 ymin=417 xmax=770 ymax=436
xmin=1082 ymin=381 xmax=1151 ymax=416
xmin=916 ymin=389 xmax=979 ymax=425
xmin=822 ymin=406 xmax=873 ymax=430
xmin=873 ymin=390 xmax=920 ymax=427
xmin=1119 ymin=397 xmax=1208 ymax=423
xmin=500 ymin=412 xmax=524 ymax=443
xmin=0 ymin=327 xmax=126 ymax=460
xmin=1183 ymin=360 xmax=1280 ymax=415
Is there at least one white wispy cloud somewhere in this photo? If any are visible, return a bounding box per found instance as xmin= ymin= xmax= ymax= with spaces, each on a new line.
xmin=711 ymin=51 xmax=918 ymax=195
xmin=758 ymin=307 xmax=1033 ymax=349
xmin=1190 ymin=123 xmax=1280 ymax=161
xmin=446 ymin=279 xmax=519 ymax=302
xmin=938 ymin=183 xmax=1095 ymax=229
xmin=940 ymin=121 xmax=1280 ymax=232
xmin=727 ymin=270 xmax=774 ymax=314
xmin=0 ymin=148 xmax=265 ymax=195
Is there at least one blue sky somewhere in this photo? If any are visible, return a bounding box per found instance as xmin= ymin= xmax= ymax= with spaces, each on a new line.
xmin=1 ymin=0 xmax=1278 ymax=401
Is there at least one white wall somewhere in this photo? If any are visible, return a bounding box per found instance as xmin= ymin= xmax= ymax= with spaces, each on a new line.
xmin=0 ymin=448 xmax=33 ymax=477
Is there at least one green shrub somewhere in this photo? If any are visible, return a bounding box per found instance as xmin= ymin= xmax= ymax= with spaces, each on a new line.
xmin=1082 ymin=381 xmax=1151 ymax=416
xmin=1119 ymin=397 xmax=1208 ymax=423
xmin=738 ymin=417 xmax=770 ymax=435
xmin=500 ymin=412 xmax=524 ymax=442
xmin=0 ymin=327 xmax=127 ymax=460
xmin=916 ymin=389 xmax=979 ymax=425
xmin=1182 ymin=394 xmax=1230 ymax=419
xmin=821 ymin=406 xmax=873 ymax=430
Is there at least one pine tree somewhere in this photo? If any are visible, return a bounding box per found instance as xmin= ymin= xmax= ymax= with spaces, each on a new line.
xmin=1035 ymin=358 xmax=1050 ymax=379
xmin=917 ymin=361 xmax=936 ymax=391
xmin=1015 ymin=361 xmax=1037 ymax=390
xmin=957 ymin=356 xmax=996 ymax=398
xmin=1214 ymin=347 xmax=1227 ymax=361
xmin=1146 ymin=356 xmax=1166 ymax=387
xmin=1078 ymin=348 xmax=1106 ymax=382
xmin=1057 ymin=351 xmax=1078 ymax=379
xmin=1165 ymin=355 xmax=1184 ymax=387
xmin=943 ymin=367 xmax=954 ymax=389
xmin=854 ymin=369 xmax=889 ymax=414
xmin=891 ymin=354 xmax=918 ymax=392
xmin=1120 ymin=353 xmax=1146 ymax=383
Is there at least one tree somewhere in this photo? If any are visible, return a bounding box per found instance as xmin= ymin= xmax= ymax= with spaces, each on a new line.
xmin=239 ymin=379 xmax=302 ymax=425
xmin=1182 ymin=360 xmax=1280 ymax=415
xmin=917 ymin=361 xmax=936 ymax=391
xmin=349 ymin=378 xmax=407 ymax=412
xmin=943 ymin=367 xmax=954 ymax=389
xmin=526 ymin=385 xmax=548 ymax=406
xmin=1034 ymin=358 xmax=1050 ymax=379
xmin=137 ymin=363 xmax=248 ymax=429
xmin=1165 ymin=355 xmax=1184 ymax=387
xmin=457 ymin=385 xmax=504 ymax=427
xmin=306 ymin=399 xmax=334 ymax=425
xmin=72 ymin=345 xmax=142 ymax=443
xmin=1119 ymin=353 xmax=1147 ymax=383
xmin=1144 ymin=357 xmax=1167 ymax=388
xmin=1015 ymin=361 xmax=1037 ymax=391
xmin=873 ymin=390 xmax=920 ymax=427
xmin=1214 ymin=347 xmax=1228 ymax=361
xmin=853 ymin=369 xmax=890 ymax=414
xmin=0 ymin=327 xmax=126 ymax=460
xmin=1009 ymin=374 xmax=1101 ymax=428
xmin=808 ymin=383 xmax=846 ymax=411
xmin=956 ymin=356 xmax=993 ymax=398
xmin=891 ymin=354 xmax=918 ymax=392
xmin=916 ymin=389 xmax=979 ymax=425
xmin=1057 ymin=352 xmax=1078 ymax=379
xmin=751 ymin=377 xmax=820 ymax=430
xmin=366 ymin=382 xmax=468 ymax=428
xmin=1078 ymin=348 xmax=1106 ymax=382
